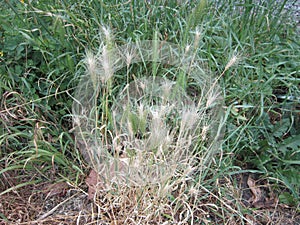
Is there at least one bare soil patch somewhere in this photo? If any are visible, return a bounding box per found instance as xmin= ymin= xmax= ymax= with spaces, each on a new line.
xmin=1 ymin=170 xmax=299 ymax=224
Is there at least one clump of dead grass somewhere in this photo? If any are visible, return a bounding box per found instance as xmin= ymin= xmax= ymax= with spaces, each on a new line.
xmin=72 ymin=26 xmax=225 ymax=223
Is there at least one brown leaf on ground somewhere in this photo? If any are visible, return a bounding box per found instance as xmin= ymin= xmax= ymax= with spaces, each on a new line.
xmin=247 ymin=177 xmax=262 ymax=204
xmin=247 ymin=176 xmax=277 ymax=209
xmin=85 ymin=169 xmax=103 ymax=200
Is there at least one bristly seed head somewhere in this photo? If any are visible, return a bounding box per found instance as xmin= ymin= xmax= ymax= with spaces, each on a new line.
xmin=126 ymin=51 xmax=134 ymax=67
xmin=201 ymin=125 xmax=209 ymax=140
xmin=86 ymin=51 xmax=98 ymax=86
xmin=193 ymin=27 xmax=202 ymax=49
xmin=181 ymin=107 xmax=199 ymax=130
xmin=185 ymin=44 xmax=191 ymax=53
xmin=195 ymin=27 xmax=201 ymax=41
xmin=224 ymin=52 xmax=241 ymax=72
xmin=102 ymin=26 xmax=112 ymax=45
xmin=86 ymin=51 xmax=97 ymax=74
xmin=125 ymin=46 xmax=136 ymax=67
xmin=101 ymin=45 xmax=114 ymax=83
xmin=206 ymin=89 xmax=221 ymax=109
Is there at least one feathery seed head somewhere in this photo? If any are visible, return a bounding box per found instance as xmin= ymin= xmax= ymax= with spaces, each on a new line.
xmin=181 ymin=106 xmax=199 ymax=130
xmin=101 ymin=45 xmax=114 ymax=83
xmin=194 ymin=27 xmax=201 ymax=41
xmin=185 ymin=44 xmax=191 ymax=53
xmin=125 ymin=46 xmax=137 ymax=67
xmin=86 ymin=51 xmax=97 ymax=75
xmin=195 ymin=26 xmax=201 ymax=38
xmin=85 ymin=51 xmax=99 ymax=87
xmin=102 ymin=26 xmax=113 ymax=46
xmin=224 ymin=52 xmax=241 ymax=71
xmin=206 ymin=89 xmax=221 ymax=108
xmin=126 ymin=51 xmax=134 ymax=67
xmin=193 ymin=27 xmax=202 ymax=49
xmin=201 ymin=125 xmax=209 ymax=140
xmin=161 ymin=80 xmax=174 ymax=100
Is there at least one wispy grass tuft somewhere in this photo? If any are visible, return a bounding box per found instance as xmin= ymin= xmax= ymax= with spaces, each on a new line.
xmin=72 ymin=25 xmax=225 ymax=222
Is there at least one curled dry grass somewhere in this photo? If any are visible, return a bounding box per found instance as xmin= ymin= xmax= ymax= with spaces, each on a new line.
xmin=69 ymin=27 xmax=243 ymax=224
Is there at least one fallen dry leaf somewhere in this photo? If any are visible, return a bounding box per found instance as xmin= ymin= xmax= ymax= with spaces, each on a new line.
xmin=85 ymin=169 xmax=102 ymax=200
xmin=247 ymin=176 xmax=276 ymax=209
xmin=247 ymin=177 xmax=262 ymax=204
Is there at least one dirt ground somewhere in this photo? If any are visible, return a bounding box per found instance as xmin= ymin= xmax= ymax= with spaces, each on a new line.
xmin=1 ymin=169 xmax=299 ymax=225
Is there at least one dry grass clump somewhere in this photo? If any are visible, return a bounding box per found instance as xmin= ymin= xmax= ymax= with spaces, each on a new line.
xmin=92 ymin=181 xmax=199 ymax=224
xmin=72 ymin=27 xmax=225 ymax=223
